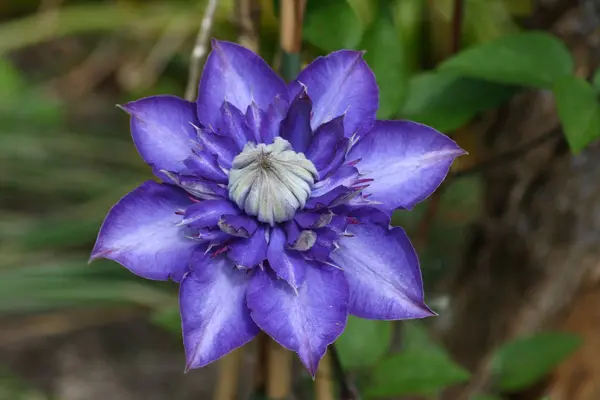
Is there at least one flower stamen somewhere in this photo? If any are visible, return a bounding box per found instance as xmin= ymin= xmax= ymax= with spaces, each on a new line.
xmin=228 ymin=137 xmax=318 ymax=226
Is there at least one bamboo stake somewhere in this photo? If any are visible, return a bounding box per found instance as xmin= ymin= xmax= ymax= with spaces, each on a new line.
xmin=213 ymin=348 xmax=242 ymax=400
xmin=266 ymin=339 xmax=293 ymax=399
xmin=315 ymin=353 xmax=335 ymax=400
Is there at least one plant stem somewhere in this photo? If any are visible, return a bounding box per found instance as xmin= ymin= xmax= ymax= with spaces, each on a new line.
xmin=329 ymin=345 xmax=360 ymax=400
xmin=266 ymin=339 xmax=293 ymax=400
xmin=213 ymin=348 xmax=242 ymax=400
xmin=185 ymin=0 xmax=219 ymax=101
xmin=315 ymin=354 xmax=334 ymax=400
xmin=279 ymin=0 xmax=306 ymax=81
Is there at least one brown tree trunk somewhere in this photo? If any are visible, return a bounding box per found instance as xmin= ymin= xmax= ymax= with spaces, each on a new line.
xmin=439 ymin=3 xmax=600 ymax=399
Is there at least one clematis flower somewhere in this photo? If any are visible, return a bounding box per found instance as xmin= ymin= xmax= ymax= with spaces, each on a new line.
xmin=91 ymin=40 xmax=464 ymax=376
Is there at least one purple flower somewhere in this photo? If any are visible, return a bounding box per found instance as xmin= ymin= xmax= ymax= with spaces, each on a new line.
xmin=90 ymin=40 xmax=465 ymax=376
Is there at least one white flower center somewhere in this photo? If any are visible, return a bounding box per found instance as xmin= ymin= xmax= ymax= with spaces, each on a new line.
xmin=228 ymin=137 xmax=318 ymax=226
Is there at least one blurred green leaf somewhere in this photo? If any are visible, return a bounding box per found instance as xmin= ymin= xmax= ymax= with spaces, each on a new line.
xmin=365 ymin=349 xmax=470 ymax=398
xmin=365 ymin=321 xmax=470 ymax=398
xmin=463 ymin=0 xmax=519 ymax=45
xmin=402 ymin=320 xmax=433 ymax=349
xmin=361 ymin=14 xmax=407 ymax=119
xmin=0 ymin=58 xmax=26 ymax=95
xmin=439 ymin=32 xmax=573 ymax=88
xmin=151 ymin=306 xmax=182 ymax=335
xmin=0 ymin=368 xmax=48 ymax=400
xmin=347 ymin=0 xmax=378 ymax=27
xmin=0 ymin=260 xmax=175 ymax=315
xmin=472 ymin=395 xmax=503 ymax=400
xmin=593 ymin=67 xmax=600 ymax=89
xmin=392 ymin=0 xmax=424 ymax=74
xmin=0 ymin=59 xmax=63 ymax=126
xmin=491 ymin=332 xmax=582 ymax=391
xmin=401 ymin=71 xmax=517 ymax=132
xmin=502 ymin=0 xmax=534 ymax=16
xmin=336 ymin=316 xmax=392 ymax=369
xmin=553 ymin=75 xmax=600 ymax=153
xmin=0 ymin=2 xmax=236 ymax=55
xmin=303 ymin=0 xmax=363 ymax=52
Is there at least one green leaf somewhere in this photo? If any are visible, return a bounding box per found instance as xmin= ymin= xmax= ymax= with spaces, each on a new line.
xmin=336 ymin=316 xmax=392 ymax=369
xmin=361 ymin=15 xmax=408 ymax=119
xmin=472 ymin=395 xmax=503 ymax=400
xmin=0 ymin=59 xmax=63 ymax=126
xmin=151 ymin=306 xmax=182 ymax=335
xmin=553 ymin=75 xmax=600 ymax=153
xmin=365 ymin=349 xmax=470 ymax=398
xmin=303 ymin=0 xmax=363 ymax=52
xmin=592 ymin=67 xmax=600 ymax=89
xmin=401 ymin=71 xmax=517 ymax=132
xmin=491 ymin=332 xmax=582 ymax=391
xmin=439 ymin=32 xmax=573 ymax=88
xmin=365 ymin=321 xmax=470 ymax=398
xmin=0 ymin=58 xmax=26 ymax=96
xmin=0 ymin=260 xmax=175 ymax=315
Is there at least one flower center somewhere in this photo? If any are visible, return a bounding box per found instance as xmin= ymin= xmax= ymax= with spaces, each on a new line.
xmin=228 ymin=137 xmax=318 ymax=226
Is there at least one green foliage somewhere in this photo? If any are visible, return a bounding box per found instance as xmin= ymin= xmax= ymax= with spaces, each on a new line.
xmin=361 ymin=12 xmax=407 ymax=119
xmin=472 ymin=395 xmax=503 ymax=400
xmin=554 ymin=75 xmax=600 ymax=153
xmin=440 ymin=31 xmax=573 ymax=88
xmin=592 ymin=67 xmax=600 ymax=89
xmin=490 ymin=332 xmax=582 ymax=391
xmin=401 ymin=71 xmax=517 ymax=131
xmin=0 ymin=59 xmax=62 ymax=125
xmin=336 ymin=316 xmax=392 ymax=369
xmin=151 ymin=306 xmax=182 ymax=335
xmin=364 ymin=322 xmax=470 ymax=398
xmin=303 ymin=0 xmax=363 ymax=52
xmin=0 ymin=368 xmax=48 ymax=400
xmin=0 ymin=260 xmax=176 ymax=315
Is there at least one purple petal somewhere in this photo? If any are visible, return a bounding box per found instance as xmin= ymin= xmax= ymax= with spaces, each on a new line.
xmin=317 ymin=138 xmax=349 ymax=179
xmin=306 ymin=116 xmax=344 ymax=172
xmin=245 ymin=102 xmax=265 ymax=143
xmin=184 ymin=151 xmax=228 ymax=183
xmin=228 ymin=226 xmax=268 ymax=268
xmin=196 ymin=227 xmax=231 ymax=244
xmin=267 ymin=227 xmax=307 ymax=290
xmin=181 ymin=253 xmax=259 ymax=370
xmin=175 ymin=175 xmax=228 ymax=200
xmin=122 ymin=95 xmax=197 ymax=173
xmin=195 ymin=126 xmax=238 ymax=169
xmin=333 ymin=205 xmax=390 ymax=226
xmin=197 ymin=40 xmax=287 ymax=130
xmin=182 ymin=199 xmax=239 ymax=228
xmin=304 ymin=228 xmax=338 ymax=261
xmin=218 ymin=101 xmax=255 ymax=150
xmin=90 ymin=181 xmax=197 ymax=282
xmin=246 ymin=264 xmax=349 ymax=376
xmin=305 ymin=186 xmax=351 ymax=210
xmin=290 ymin=51 xmax=378 ymax=138
xmin=347 ymin=121 xmax=465 ymax=210
xmin=280 ymin=89 xmax=312 ymax=153
xmin=294 ymin=210 xmax=333 ymax=230
xmin=327 ymin=215 xmax=348 ymax=233
xmin=260 ymin=96 xmax=288 ymax=144
xmin=218 ymin=214 xmax=258 ymax=238
xmin=283 ymin=219 xmax=301 ymax=245
xmin=329 ymin=222 xmax=434 ymax=320
xmin=311 ymin=166 xmax=359 ymax=198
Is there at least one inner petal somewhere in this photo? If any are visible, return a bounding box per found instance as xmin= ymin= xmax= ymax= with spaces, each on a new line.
xmin=228 ymin=137 xmax=318 ymax=226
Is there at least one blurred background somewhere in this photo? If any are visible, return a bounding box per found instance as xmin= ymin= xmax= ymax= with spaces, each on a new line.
xmin=1 ymin=0 xmax=599 ymax=399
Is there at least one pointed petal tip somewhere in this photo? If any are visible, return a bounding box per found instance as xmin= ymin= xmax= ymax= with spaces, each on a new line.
xmin=87 ymin=252 xmax=99 ymax=265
